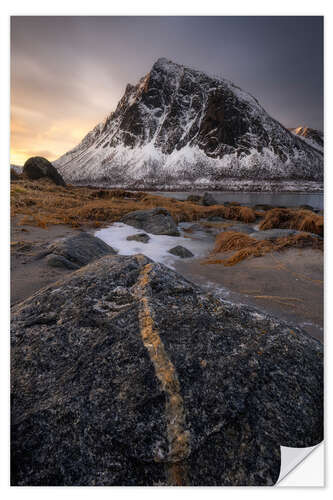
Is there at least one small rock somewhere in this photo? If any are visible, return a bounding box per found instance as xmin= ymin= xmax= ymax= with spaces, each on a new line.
xmin=23 ymin=157 xmax=66 ymax=187
xmin=186 ymin=195 xmax=202 ymax=203
xmin=127 ymin=233 xmax=150 ymax=244
xmin=224 ymin=201 xmax=241 ymax=207
xmin=253 ymin=204 xmax=273 ymax=211
xmin=168 ymin=245 xmax=194 ymax=258
xmin=299 ymin=205 xmax=315 ymax=212
xmin=121 ymin=207 xmax=180 ymax=236
xmin=202 ymin=192 xmax=217 ymax=206
xmin=183 ymin=223 xmax=204 ymax=233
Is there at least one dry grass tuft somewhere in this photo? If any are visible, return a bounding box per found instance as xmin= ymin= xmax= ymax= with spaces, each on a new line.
xmin=259 ymin=208 xmax=323 ymax=236
xmin=204 ymin=230 xmax=323 ymax=266
xmin=212 ymin=231 xmax=254 ymax=253
xmin=11 ymin=178 xmax=257 ymax=228
xmin=238 ymin=206 xmax=256 ymax=223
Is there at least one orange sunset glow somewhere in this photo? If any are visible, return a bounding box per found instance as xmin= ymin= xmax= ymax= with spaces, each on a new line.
xmin=10 ymin=110 xmax=98 ymax=165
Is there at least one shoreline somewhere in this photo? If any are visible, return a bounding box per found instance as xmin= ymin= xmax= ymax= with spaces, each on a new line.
xmin=60 ymin=182 xmax=324 ymax=193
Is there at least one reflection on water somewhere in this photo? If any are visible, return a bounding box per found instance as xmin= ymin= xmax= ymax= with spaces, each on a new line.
xmin=151 ymin=191 xmax=323 ymax=210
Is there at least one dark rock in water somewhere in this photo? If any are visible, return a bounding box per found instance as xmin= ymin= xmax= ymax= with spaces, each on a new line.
xmin=11 ymin=255 xmax=323 ymax=486
xmin=127 ymin=233 xmax=150 ymax=244
xmin=229 ymin=224 xmax=256 ymax=235
xmin=121 ymin=207 xmax=180 ymax=236
xmin=186 ymin=195 xmax=202 ymax=203
xmin=299 ymin=204 xmax=315 ymax=212
xmin=249 ymin=229 xmax=298 ymax=240
xmin=202 ymin=192 xmax=217 ymax=206
xmin=168 ymin=245 xmax=194 ymax=258
xmin=223 ymin=201 xmax=241 ymax=207
xmin=46 ymin=232 xmax=116 ymax=267
xmin=253 ymin=204 xmax=273 ymax=211
xmin=23 ymin=157 xmax=66 ymax=186
xmin=45 ymin=253 xmax=79 ymax=270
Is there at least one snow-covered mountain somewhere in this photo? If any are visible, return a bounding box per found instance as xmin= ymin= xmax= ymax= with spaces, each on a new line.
xmin=54 ymin=58 xmax=323 ymax=190
xmin=290 ymin=127 xmax=323 ymax=154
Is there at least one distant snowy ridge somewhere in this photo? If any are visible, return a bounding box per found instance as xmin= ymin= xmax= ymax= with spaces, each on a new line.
xmin=54 ymin=58 xmax=323 ymax=190
xmin=290 ymin=127 xmax=323 ymax=154
xmin=10 ymin=164 xmax=23 ymax=173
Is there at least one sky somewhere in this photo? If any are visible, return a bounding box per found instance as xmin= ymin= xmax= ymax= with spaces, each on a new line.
xmin=10 ymin=16 xmax=323 ymax=166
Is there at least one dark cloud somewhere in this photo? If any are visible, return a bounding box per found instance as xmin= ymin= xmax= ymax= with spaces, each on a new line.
xmin=10 ymin=16 xmax=323 ymax=164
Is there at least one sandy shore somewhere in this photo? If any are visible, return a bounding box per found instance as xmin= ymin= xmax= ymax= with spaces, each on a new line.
xmin=175 ymin=248 xmax=323 ymax=341
xmin=10 ymin=217 xmax=93 ymax=305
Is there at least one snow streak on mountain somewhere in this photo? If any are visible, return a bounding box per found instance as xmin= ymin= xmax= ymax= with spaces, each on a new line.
xmin=54 ymin=58 xmax=323 ymax=190
xmin=290 ymin=127 xmax=323 ymax=154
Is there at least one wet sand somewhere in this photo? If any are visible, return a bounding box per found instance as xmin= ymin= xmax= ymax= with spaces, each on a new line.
xmin=175 ymin=248 xmax=323 ymax=341
xmin=10 ymin=217 xmax=93 ymax=306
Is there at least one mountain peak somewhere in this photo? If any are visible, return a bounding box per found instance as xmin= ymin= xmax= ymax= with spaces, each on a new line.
xmin=54 ymin=61 xmax=323 ymax=190
xmin=290 ymin=126 xmax=323 ymax=152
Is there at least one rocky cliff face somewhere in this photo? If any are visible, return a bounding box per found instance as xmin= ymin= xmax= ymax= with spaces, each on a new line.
xmin=11 ymin=254 xmax=323 ymax=486
xmin=54 ymin=58 xmax=323 ymax=189
xmin=290 ymin=126 xmax=323 ymax=153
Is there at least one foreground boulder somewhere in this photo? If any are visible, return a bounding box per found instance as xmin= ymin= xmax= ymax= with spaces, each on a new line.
xmin=44 ymin=232 xmax=116 ymax=268
xmin=11 ymin=255 xmax=323 ymax=486
xmin=23 ymin=157 xmax=66 ymax=187
xmin=121 ymin=208 xmax=180 ymax=236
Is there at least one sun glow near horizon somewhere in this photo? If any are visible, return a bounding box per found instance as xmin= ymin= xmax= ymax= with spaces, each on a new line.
xmin=10 ymin=112 xmax=101 ymax=166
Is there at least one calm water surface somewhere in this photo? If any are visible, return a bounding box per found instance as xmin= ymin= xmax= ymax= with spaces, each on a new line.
xmin=151 ymin=191 xmax=323 ymax=210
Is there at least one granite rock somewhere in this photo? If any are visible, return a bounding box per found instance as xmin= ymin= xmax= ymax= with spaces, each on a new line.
xmin=46 ymin=232 xmax=117 ymax=267
xmin=127 ymin=233 xmax=150 ymax=244
xmin=121 ymin=208 xmax=180 ymax=236
xmin=11 ymin=255 xmax=323 ymax=486
xmin=23 ymin=157 xmax=66 ymax=187
xmin=168 ymin=246 xmax=194 ymax=258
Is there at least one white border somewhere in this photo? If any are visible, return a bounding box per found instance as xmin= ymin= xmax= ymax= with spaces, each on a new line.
xmin=1 ymin=1 xmax=330 ymax=496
